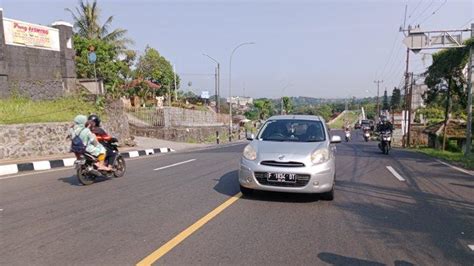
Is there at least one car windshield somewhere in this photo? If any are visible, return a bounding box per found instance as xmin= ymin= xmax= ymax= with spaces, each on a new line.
xmin=257 ymin=119 xmax=326 ymax=142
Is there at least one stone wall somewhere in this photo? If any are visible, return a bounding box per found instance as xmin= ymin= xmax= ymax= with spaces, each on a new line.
xmin=0 ymin=123 xmax=71 ymax=159
xmin=0 ymin=10 xmax=76 ymax=99
xmin=0 ymin=100 xmax=133 ymax=160
xmin=131 ymin=125 xmax=229 ymax=143
xmin=163 ymin=107 xmax=229 ymax=127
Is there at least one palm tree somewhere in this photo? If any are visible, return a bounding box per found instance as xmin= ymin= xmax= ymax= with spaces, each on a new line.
xmin=66 ymin=0 xmax=132 ymax=50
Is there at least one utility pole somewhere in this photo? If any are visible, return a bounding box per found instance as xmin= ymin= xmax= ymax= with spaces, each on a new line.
xmin=203 ymin=54 xmax=221 ymax=113
xmin=407 ymin=72 xmax=414 ymax=147
xmin=403 ymin=47 xmax=410 ymax=148
xmin=374 ymin=80 xmax=383 ymax=119
xmin=465 ymin=23 xmax=473 ymax=156
xmin=173 ymin=64 xmax=178 ymax=102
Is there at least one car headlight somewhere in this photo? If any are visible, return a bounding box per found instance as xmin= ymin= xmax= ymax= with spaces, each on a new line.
xmin=311 ymin=149 xmax=330 ymax=164
xmin=243 ymin=145 xmax=257 ymax=161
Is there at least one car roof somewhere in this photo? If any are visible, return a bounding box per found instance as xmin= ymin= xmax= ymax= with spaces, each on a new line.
xmin=266 ymin=115 xmax=323 ymax=122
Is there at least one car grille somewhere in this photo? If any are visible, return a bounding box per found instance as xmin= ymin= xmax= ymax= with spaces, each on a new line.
xmin=260 ymin=161 xmax=305 ymax=167
xmin=254 ymin=172 xmax=310 ymax=187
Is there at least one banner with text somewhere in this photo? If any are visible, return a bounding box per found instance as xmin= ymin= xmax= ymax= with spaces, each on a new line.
xmin=3 ymin=18 xmax=60 ymax=51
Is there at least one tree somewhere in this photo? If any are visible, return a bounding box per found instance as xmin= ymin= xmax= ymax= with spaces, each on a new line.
xmin=253 ymin=99 xmax=274 ymax=120
xmin=382 ymin=89 xmax=389 ymax=111
xmin=66 ymin=0 xmax=132 ymax=51
xmin=135 ymin=46 xmax=179 ymax=97
xmin=282 ymin=96 xmax=293 ymax=114
xmin=390 ymin=87 xmax=401 ymax=111
xmin=73 ymin=35 xmax=127 ymax=86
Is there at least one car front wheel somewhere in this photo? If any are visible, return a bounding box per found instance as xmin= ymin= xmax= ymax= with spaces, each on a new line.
xmin=320 ymin=186 xmax=334 ymax=201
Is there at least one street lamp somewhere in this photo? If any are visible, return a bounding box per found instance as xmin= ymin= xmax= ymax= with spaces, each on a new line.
xmin=203 ymin=53 xmax=220 ymax=113
xmin=229 ymin=41 xmax=255 ymax=142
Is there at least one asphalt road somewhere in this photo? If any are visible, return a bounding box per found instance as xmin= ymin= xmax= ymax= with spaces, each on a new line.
xmin=1 ymin=132 xmax=473 ymax=266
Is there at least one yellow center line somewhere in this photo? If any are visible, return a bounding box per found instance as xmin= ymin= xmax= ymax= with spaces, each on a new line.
xmin=136 ymin=192 xmax=243 ymax=266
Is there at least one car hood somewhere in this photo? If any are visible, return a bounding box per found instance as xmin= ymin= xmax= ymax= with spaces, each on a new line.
xmin=252 ymin=140 xmax=326 ymax=161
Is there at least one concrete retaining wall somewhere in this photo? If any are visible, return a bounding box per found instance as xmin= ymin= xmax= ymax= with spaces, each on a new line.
xmin=131 ymin=125 xmax=229 ymax=143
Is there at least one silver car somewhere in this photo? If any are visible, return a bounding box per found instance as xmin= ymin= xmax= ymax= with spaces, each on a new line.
xmin=239 ymin=115 xmax=341 ymax=200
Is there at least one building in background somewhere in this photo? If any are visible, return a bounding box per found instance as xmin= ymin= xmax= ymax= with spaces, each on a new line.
xmin=227 ymin=96 xmax=253 ymax=111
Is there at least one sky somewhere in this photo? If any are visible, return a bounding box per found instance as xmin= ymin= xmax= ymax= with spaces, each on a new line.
xmin=1 ymin=0 xmax=473 ymax=99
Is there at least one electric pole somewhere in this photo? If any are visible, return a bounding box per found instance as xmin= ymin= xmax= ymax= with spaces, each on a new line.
xmin=465 ymin=23 xmax=473 ymax=156
xmin=374 ymin=80 xmax=383 ymax=119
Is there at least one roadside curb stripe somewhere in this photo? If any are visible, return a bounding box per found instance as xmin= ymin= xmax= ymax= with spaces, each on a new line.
xmin=0 ymin=147 xmax=174 ymax=177
xmin=136 ymin=192 xmax=242 ymax=266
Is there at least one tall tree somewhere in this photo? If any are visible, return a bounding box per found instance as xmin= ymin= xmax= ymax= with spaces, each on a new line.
xmin=66 ymin=0 xmax=132 ymax=51
xmin=390 ymin=87 xmax=401 ymax=111
xmin=254 ymin=99 xmax=274 ymax=120
xmin=382 ymin=89 xmax=389 ymax=111
xmin=282 ymin=96 xmax=293 ymax=114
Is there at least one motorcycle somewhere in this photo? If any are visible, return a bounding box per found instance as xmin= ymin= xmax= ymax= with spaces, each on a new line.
xmin=345 ymin=130 xmax=351 ymax=142
xmin=378 ymin=131 xmax=392 ymax=155
xmin=363 ymin=129 xmax=370 ymax=142
xmin=74 ymin=138 xmax=126 ymax=185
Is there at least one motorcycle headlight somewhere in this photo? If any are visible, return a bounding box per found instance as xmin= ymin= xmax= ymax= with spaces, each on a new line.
xmin=311 ymin=149 xmax=330 ymax=165
xmin=243 ymin=145 xmax=257 ymax=161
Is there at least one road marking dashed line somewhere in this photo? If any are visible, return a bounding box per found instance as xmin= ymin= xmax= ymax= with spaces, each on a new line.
xmin=153 ymin=159 xmax=196 ymax=171
xmin=469 ymin=244 xmax=474 ymax=251
xmin=386 ymin=166 xmax=406 ymax=182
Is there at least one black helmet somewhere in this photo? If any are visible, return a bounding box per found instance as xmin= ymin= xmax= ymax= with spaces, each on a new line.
xmin=88 ymin=114 xmax=101 ymax=126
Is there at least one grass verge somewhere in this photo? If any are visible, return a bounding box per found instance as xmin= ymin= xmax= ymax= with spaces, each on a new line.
xmin=329 ymin=111 xmax=359 ymax=129
xmin=0 ymin=96 xmax=101 ymax=124
xmin=415 ymin=147 xmax=474 ymax=170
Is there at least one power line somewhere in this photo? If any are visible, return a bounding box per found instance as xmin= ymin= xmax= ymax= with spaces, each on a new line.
xmin=419 ymin=0 xmax=448 ymax=25
xmin=407 ymin=0 xmax=423 ymax=21
xmin=410 ymin=0 xmax=436 ymax=25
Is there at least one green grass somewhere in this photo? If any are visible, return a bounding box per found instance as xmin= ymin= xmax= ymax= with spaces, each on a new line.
xmin=415 ymin=147 xmax=474 ymax=170
xmin=0 ymin=96 xmax=102 ymax=124
xmin=329 ymin=111 xmax=359 ymax=129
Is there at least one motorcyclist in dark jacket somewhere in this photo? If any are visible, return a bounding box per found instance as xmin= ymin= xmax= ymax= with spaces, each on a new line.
xmin=377 ymin=116 xmax=393 ymax=133
xmin=88 ymin=114 xmax=116 ymax=166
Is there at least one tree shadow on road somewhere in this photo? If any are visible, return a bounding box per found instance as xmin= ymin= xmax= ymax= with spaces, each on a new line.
xmin=335 ymin=180 xmax=474 ymax=265
xmin=317 ymin=252 xmax=414 ymax=266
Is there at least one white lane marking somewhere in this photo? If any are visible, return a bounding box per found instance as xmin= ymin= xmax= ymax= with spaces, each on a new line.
xmin=154 ymin=159 xmax=196 ymax=171
xmin=63 ymin=158 xmax=76 ymax=167
xmin=145 ymin=149 xmax=155 ymax=155
xmin=386 ymin=166 xmax=406 ymax=182
xmin=469 ymin=245 xmax=474 ymax=251
xmin=436 ymin=159 xmax=474 ymax=176
xmin=0 ymin=164 xmax=19 ymax=176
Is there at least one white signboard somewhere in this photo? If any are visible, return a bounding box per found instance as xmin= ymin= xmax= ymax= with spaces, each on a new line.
xmin=3 ymin=18 xmax=60 ymax=51
xmin=201 ymin=91 xmax=210 ymax=99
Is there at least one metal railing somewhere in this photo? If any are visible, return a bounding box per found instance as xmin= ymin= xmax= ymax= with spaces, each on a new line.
xmin=125 ymin=107 xmax=165 ymax=127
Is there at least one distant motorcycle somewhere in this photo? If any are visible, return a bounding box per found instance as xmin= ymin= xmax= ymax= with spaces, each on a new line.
xmin=363 ymin=129 xmax=370 ymax=142
xmin=345 ymin=130 xmax=351 ymax=142
xmin=74 ymin=138 xmax=126 ymax=185
xmin=378 ymin=131 xmax=392 ymax=155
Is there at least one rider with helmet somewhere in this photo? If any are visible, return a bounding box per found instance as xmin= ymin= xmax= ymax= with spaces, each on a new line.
xmin=377 ymin=116 xmax=393 ymax=133
xmin=87 ymin=114 xmax=116 ymax=167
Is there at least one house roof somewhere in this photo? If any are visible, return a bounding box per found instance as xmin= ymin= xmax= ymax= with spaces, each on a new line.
xmin=423 ymin=119 xmax=467 ymax=139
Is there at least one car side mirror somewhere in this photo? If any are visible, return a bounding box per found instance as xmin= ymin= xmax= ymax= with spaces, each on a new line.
xmin=330 ymin=135 xmax=342 ymax=144
xmin=246 ymin=133 xmax=255 ymax=141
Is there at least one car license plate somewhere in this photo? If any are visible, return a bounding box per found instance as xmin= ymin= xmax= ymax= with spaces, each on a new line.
xmin=267 ymin=173 xmax=297 ymax=183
